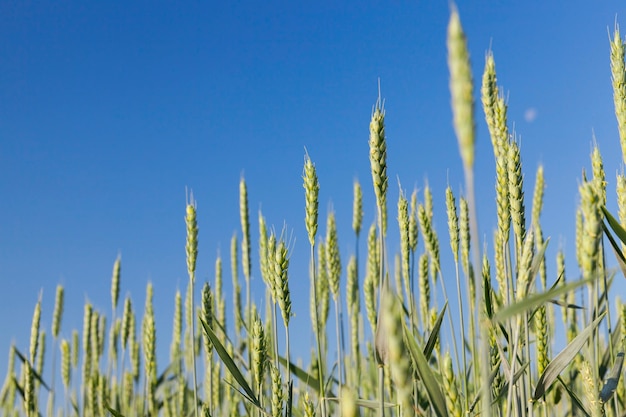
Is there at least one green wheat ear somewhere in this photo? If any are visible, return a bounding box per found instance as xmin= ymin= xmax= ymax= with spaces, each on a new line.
xmin=611 ymin=24 xmax=626 ymax=164
xmin=369 ymin=93 xmax=388 ymax=236
xmin=303 ymin=153 xmax=320 ymax=246
xmin=447 ymin=5 xmax=475 ymax=172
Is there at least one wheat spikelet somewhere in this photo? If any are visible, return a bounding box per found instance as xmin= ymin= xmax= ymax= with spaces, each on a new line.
xmin=481 ymin=51 xmax=499 ymax=147
xmin=611 ymin=25 xmax=626 ymax=164
xmin=581 ymin=360 xmax=603 ymax=417
xmin=185 ymin=197 xmax=198 ymax=283
xmin=317 ymin=240 xmax=330 ymax=331
xmin=353 ymin=180 xmax=363 ymax=236
xmin=61 ymin=339 xmax=71 ymax=391
xmin=270 ymin=363 xmax=283 ymax=417
xmin=369 ymin=96 xmax=388 ymax=235
xmin=380 ymin=287 xmax=413 ymax=413
xmin=231 ymin=233 xmax=243 ymax=334
xmin=446 ymin=186 xmax=460 ymax=263
xmin=398 ymin=189 xmax=410 ymax=298
xmin=508 ymin=139 xmax=526 ymax=259
xmin=447 ymin=6 xmax=475 ymax=171
xmin=418 ymin=252 xmax=430 ymax=329
xmin=418 ymin=202 xmax=440 ymax=280
xmin=304 ymin=153 xmax=320 ymax=246
xmin=201 ymin=282 xmax=213 ymax=354
xmin=303 ymin=391 xmax=316 ymax=417
xmin=459 ymin=197 xmax=470 ymax=278
xmin=239 ymin=177 xmax=251 ymax=281
xmin=579 ymin=181 xmax=602 ymax=280
xmin=443 ymin=351 xmax=463 ymax=417
xmin=409 ymin=189 xmax=419 ymax=253
xmin=52 ymin=284 xmax=64 ymax=340
xmin=251 ymin=312 xmax=266 ymax=393
xmin=274 ymin=239 xmax=291 ymax=326
xmin=111 ymin=255 xmax=121 ymax=313
xmin=364 ymin=222 xmax=378 ymax=334
xmin=29 ymin=295 xmax=41 ymax=365
xmin=591 ymin=145 xmax=607 ymax=206
xmin=326 ymin=211 xmax=341 ymax=297
xmin=142 ymin=282 xmax=157 ymax=414
xmin=170 ymin=289 xmax=182 ymax=366
xmin=121 ymin=296 xmax=132 ymax=352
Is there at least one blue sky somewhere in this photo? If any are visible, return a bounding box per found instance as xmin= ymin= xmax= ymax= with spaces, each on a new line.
xmin=1 ymin=1 xmax=625 ymax=384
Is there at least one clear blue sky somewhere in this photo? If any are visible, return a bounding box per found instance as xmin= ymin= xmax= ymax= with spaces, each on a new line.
xmin=1 ymin=1 xmax=625 ymax=382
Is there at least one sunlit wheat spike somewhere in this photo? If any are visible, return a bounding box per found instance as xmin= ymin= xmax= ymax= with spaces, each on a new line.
xmin=61 ymin=338 xmax=71 ymax=390
xmin=409 ymin=188 xmax=419 ymax=252
xmin=459 ymin=197 xmax=470 ymax=278
xmin=326 ymin=211 xmax=341 ymax=297
xmin=347 ymin=255 xmax=359 ymax=316
xmin=239 ymin=176 xmax=251 ymax=281
xmin=274 ymin=239 xmax=291 ymax=326
xmin=446 ymin=185 xmax=460 ymax=263
xmin=23 ymin=360 xmax=34 ymax=416
xmin=251 ymin=312 xmax=266 ymax=392
xmin=611 ymin=25 xmax=626 ymax=164
xmin=52 ymin=284 xmax=64 ymax=339
xmin=130 ymin=334 xmax=140 ymax=383
xmin=591 ymin=144 xmax=607 ymax=206
xmin=270 ymin=363 xmax=284 ymax=417
xmin=380 ymin=287 xmax=413 ymax=413
xmin=185 ymin=195 xmax=198 ymax=282
xmin=121 ymin=295 xmax=132 ymax=351
xmin=303 ymin=153 xmax=320 ymax=246
xmin=581 ymin=360 xmax=603 ymax=417
xmin=369 ymin=94 xmax=388 ymax=235
xmin=447 ymin=6 xmax=475 ymax=171
xmin=143 ymin=282 xmax=157 ymax=414
xmin=259 ymin=211 xmax=271 ymax=288
xmin=397 ymin=188 xmax=410 ymax=294
xmin=617 ymin=173 xmax=626 ymax=251
xmin=494 ymin=230 xmax=507 ymax=305
xmin=507 ymin=138 xmax=526 ymax=259
xmin=481 ymin=50 xmax=499 ymax=148
xmin=317 ymin=240 xmax=330 ymax=329
xmin=418 ymin=202 xmax=440 ymax=279
xmin=108 ymin=318 xmax=119 ymax=366
xmin=170 ymin=289 xmax=182 ymax=364
xmin=418 ymin=252 xmax=430 ymax=328
xmin=364 ymin=222 xmax=379 ymax=333
xmin=201 ymin=283 xmax=213 ymax=352
xmin=231 ymin=233 xmax=243 ymax=334
xmin=82 ymin=303 xmax=93 ymax=387
xmin=531 ymin=165 xmax=545 ymax=228
xmin=303 ymin=391 xmax=316 ymax=417
xmin=111 ymin=255 xmax=121 ymax=313
xmin=575 ymin=207 xmax=584 ymax=270
xmin=579 ymin=181 xmax=603 ymax=279
xmin=424 ymin=183 xmax=434 ymax=220
xmin=35 ymin=330 xmax=45 ymax=382
xmin=29 ymin=294 xmax=42 ymax=365
xmin=71 ymin=329 xmax=79 ymax=369
xmin=535 ymin=303 xmax=549 ymax=376
xmin=516 ymin=229 xmax=534 ymax=302
xmin=443 ymin=351 xmax=463 ymax=417
xmin=214 ymin=253 xmax=225 ymax=329
xmin=353 ymin=180 xmax=363 ymax=236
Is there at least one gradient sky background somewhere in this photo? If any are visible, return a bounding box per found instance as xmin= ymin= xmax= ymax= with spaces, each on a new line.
xmin=1 ymin=1 xmax=626 ymax=386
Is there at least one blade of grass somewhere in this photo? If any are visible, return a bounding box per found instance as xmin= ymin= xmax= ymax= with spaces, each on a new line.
xmin=533 ymin=312 xmax=606 ymax=400
xmin=424 ymin=301 xmax=448 ymax=360
xmin=403 ymin=321 xmax=449 ymax=417
xmin=199 ymin=317 xmax=261 ymax=408
xmin=494 ymin=277 xmax=592 ymax=323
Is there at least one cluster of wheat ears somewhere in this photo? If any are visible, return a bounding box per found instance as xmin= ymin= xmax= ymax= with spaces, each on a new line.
xmin=6 ymin=7 xmax=626 ymax=417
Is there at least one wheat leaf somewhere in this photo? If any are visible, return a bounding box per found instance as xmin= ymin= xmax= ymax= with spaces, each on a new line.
xmin=533 ymin=312 xmax=606 ymax=400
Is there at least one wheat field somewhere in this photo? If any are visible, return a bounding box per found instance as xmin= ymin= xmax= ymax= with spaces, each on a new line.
xmin=4 ymin=7 xmax=626 ymax=417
